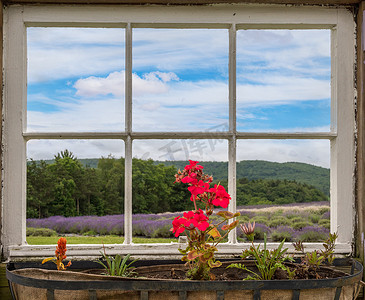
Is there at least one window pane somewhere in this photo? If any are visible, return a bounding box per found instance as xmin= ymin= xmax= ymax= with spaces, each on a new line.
xmin=236 ymin=139 xmax=330 ymax=242
xmin=27 ymin=28 xmax=125 ymax=132
xmin=132 ymin=29 xmax=229 ymax=132
xmin=26 ymin=140 xmax=125 ymax=243
xmin=132 ymin=139 xmax=228 ymax=242
xmin=236 ymin=30 xmax=331 ymax=132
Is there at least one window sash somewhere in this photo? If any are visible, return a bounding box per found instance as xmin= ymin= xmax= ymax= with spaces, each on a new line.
xmin=2 ymin=4 xmax=355 ymax=259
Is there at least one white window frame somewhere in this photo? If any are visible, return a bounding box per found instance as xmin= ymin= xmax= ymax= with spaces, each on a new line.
xmin=2 ymin=4 xmax=355 ymax=259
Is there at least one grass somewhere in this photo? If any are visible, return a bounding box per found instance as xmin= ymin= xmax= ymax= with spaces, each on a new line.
xmin=27 ymin=235 xmax=178 ymax=245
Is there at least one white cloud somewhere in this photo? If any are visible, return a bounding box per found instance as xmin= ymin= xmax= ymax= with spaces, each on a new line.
xmin=132 ymin=28 xmax=228 ymax=73
xmin=74 ymin=72 xmax=124 ymax=98
xmin=133 ymin=139 xmax=228 ymax=162
xmin=27 ymin=27 xmax=124 ymax=83
xmin=27 ymin=97 xmax=124 ymax=132
xmin=236 ymin=139 xmax=330 ymax=168
xmin=237 ymin=76 xmax=330 ymax=105
xmin=27 ymin=139 xmax=125 ymax=160
xmin=74 ymin=71 xmax=179 ymax=98
xmin=132 ymin=139 xmax=330 ymax=169
xmin=30 ymin=69 xmax=329 ymax=134
xmin=236 ymin=29 xmax=330 ymax=78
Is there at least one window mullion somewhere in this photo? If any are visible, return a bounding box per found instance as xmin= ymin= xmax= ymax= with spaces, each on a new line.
xmin=124 ymin=23 xmax=133 ymax=245
xmin=228 ymin=24 xmax=237 ymax=244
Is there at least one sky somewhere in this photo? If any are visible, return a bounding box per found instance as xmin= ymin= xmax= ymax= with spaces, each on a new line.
xmin=26 ymin=27 xmax=331 ymax=168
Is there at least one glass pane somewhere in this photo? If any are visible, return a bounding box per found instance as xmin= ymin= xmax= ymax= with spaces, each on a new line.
xmin=236 ymin=30 xmax=331 ymax=132
xmin=27 ymin=28 xmax=125 ymax=132
xmin=132 ymin=29 xmax=229 ymax=132
xmin=132 ymin=139 xmax=228 ymax=243
xmin=236 ymin=139 xmax=330 ymax=243
xmin=26 ymin=139 xmax=125 ymax=244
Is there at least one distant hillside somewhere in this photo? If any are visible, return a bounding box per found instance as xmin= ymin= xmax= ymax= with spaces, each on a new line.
xmin=29 ymin=158 xmax=100 ymax=169
xmin=29 ymin=158 xmax=329 ymax=196
xmin=155 ymin=160 xmax=330 ymax=196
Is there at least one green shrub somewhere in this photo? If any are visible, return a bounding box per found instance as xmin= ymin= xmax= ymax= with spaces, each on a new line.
xmin=290 ymin=216 xmax=305 ymax=223
xmin=83 ymin=230 xmax=98 ymax=236
xmin=252 ymin=216 xmax=269 ymax=225
xmin=69 ymin=225 xmax=79 ymax=234
xmin=284 ymin=213 xmax=300 ymax=220
xmin=296 ymin=230 xmax=328 ymax=242
xmin=109 ymin=228 xmax=123 ymax=236
xmin=271 ymin=227 xmax=294 ymax=242
xmin=253 ymin=224 xmax=271 ymax=240
xmin=237 ymin=215 xmax=250 ymax=223
xmin=268 ymin=217 xmax=291 ymax=228
xmin=308 ymin=207 xmax=329 ymax=215
xmin=26 ymin=227 xmax=57 ymax=237
xmin=318 ymin=219 xmax=330 ymax=230
xmin=291 ymin=221 xmax=313 ymax=230
xmin=308 ymin=214 xmax=321 ymax=223
xmin=98 ymin=228 xmax=108 ymax=235
xmin=151 ymin=224 xmax=174 ymax=238
xmin=26 ymin=227 xmax=35 ymax=236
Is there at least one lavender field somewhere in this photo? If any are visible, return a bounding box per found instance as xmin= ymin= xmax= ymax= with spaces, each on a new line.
xmin=27 ymin=201 xmax=330 ymax=242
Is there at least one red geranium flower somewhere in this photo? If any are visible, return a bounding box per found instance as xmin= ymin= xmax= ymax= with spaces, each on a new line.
xmin=191 ymin=209 xmax=210 ymax=231
xmin=184 ymin=160 xmax=204 ymax=171
xmin=171 ymin=216 xmax=188 ymax=237
xmin=209 ymin=184 xmax=231 ymax=208
xmin=181 ymin=176 xmax=197 ymax=184
xmin=188 ymin=180 xmax=209 ymax=196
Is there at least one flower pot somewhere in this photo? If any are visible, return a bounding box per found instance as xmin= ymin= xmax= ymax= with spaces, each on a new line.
xmin=6 ymin=258 xmax=363 ymax=300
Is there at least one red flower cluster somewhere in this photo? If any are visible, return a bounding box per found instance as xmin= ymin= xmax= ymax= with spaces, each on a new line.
xmin=208 ymin=184 xmax=231 ymax=208
xmin=42 ymin=237 xmax=72 ymax=271
xmin=55 ymin=237 xmax=67 ymax=260
xmin=171 ymin=160 xmax=231 ymax=237
xmin=172 ymin=209 xmax=209 ymax=237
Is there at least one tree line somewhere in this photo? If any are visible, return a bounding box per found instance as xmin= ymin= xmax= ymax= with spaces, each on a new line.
xmin=27 ymin=151 xmax=329 ymax=218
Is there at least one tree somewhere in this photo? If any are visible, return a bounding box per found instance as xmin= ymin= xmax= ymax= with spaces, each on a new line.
xmin=27 ymin=159 xmax=54 ymax=218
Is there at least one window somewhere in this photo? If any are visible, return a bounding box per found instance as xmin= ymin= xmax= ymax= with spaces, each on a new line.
xmin=2 ymin=4 xmax=355 ymax=258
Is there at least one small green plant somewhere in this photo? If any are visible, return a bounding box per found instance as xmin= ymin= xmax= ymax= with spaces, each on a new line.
xmin=232 ymin=223 xmax=340 ymax=281
xmin=228 ymin=223 xmax=293 ymax=280
xmin=97 ymin=245 xmax=138 ymax=277
xmin=293 ymin=231 xmax=338 ymax=269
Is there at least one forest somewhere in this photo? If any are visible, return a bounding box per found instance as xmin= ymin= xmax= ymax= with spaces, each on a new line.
xmin=26 ymin=150 xmax=329 ymax=218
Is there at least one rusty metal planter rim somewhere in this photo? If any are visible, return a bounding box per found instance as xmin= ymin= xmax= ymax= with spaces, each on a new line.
xmin=6 ymin=259 xmax=363 ymax=294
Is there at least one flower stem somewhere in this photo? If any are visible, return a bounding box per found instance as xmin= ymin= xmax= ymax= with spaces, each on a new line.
xmin=193 ymin=195 xmax=198 ymax=211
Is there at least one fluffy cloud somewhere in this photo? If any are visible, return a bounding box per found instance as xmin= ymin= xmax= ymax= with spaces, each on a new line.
xmin=74 ymin=71 xmax=179 ymax=98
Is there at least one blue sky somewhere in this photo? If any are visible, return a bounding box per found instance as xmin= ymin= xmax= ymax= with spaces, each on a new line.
xmin=26 ymin=27 xmax=331 ymax=167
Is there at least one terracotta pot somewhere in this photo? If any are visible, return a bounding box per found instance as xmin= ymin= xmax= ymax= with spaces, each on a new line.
xmin=6 ymin=259 xmax=363 ymax=300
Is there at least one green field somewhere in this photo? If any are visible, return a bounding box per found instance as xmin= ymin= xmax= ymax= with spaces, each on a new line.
xmin=27 ymin=235 xmax=177 ymax=245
